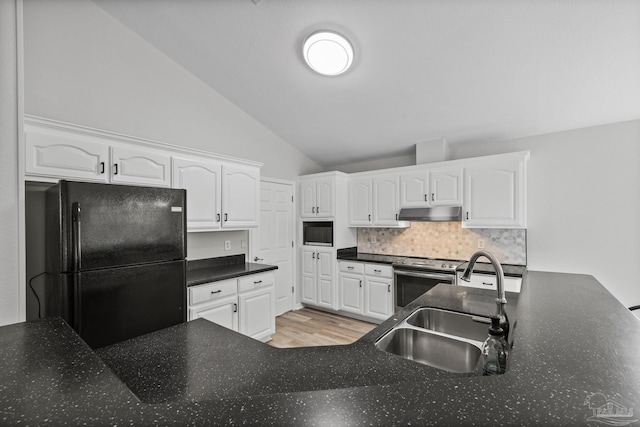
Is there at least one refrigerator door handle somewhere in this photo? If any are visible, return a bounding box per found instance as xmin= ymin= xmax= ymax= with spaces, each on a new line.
xmin=72 ymin=202 xmax=82 ymax=271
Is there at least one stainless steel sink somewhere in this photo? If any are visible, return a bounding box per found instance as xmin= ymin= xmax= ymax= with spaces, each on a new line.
xmin=376 ymin=327 xmax=482 ymax=373
xmin=405 ymin=308 xmax=490 ymax=342
xmin=375 ymin=307 xmax=492 ymax=373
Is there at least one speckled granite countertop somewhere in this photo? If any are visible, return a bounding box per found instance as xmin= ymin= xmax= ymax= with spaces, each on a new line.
xmin=2 ymin=271 xmax=639 ymax=425
xmin=186 ymin=254 xmax=278 ymax=286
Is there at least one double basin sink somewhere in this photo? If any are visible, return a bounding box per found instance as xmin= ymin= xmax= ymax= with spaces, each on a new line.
xmin=375 ymin=307 xmax=492 ymax=373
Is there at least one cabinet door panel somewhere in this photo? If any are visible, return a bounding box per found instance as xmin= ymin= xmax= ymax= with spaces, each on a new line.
xmin=189 ymin=295 xmax=238 ymax=331
xmin=372 ymin=174 xmax=401 ymax=225
xmin=111 ymin=146 xmax=171 ymax=187
xmin=339 ymin=274 xmax=363 ymax=314
xmin=464 ymin=158 xmax=524 ymax=228
xmin=365 ymin=278 xmax=393 ymax=321
xmin=239 ymin=288 xmax=275 ymax=340
xmin=222 ymin=164 xmax=259 ymax=228
xmin=299 ymin=179 xmax=316 ymax=217
xmin=25 ymin=128 xmax=109 ymax=182
xmin=315 ymin=177 xmax=335 ymax=217
xmin=172 ymin=157 xmax=222 ymax=231
xmin=348 ymin=178 xmax=372 ymax=225
xmin=400 ymin=172 xmax=429 ymax=208
xmin=430 ymin=168 xmax=462 ymax=206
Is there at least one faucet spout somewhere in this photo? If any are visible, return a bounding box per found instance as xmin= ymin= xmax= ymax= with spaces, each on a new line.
xmin=460 ymin=250 xmax=509 ymax=336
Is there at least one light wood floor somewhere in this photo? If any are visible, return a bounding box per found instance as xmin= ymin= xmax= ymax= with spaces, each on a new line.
xmin=267 ymin=308 xmax=376 ymax=348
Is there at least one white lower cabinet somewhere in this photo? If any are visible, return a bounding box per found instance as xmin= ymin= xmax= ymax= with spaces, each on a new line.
xmin=338 ymin=261 xmax=394 ymax=323
xmin=188 ymin=271 xmax=276 ymax=342
xmin=300 ymin=247 xmax=336 ymax=310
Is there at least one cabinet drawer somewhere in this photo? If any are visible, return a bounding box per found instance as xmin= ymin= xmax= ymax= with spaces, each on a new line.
xmin=364 ymin=263 xmax=393 ymax=278
xmin=238 ymin=272 xmax=275 ymax=294
xmin=339 ymin=261 xmax=364 ymax=274
xmin=189 ymin=279 xmax=237 ymax=306
xmin=458 ymin=273 xmax=522 ymax=293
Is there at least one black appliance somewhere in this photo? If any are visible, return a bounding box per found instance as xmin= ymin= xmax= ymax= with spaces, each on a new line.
xmin=393 ymin=258 xmax=462 ymax=312
xmin=302 ymin=221 xmax=333 ymax=246
xmin=44 ymin=180 xmax=187 ymax=349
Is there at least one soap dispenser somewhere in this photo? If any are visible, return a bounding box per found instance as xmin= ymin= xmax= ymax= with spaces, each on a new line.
xmin=481 ymin=315 xmax=510 ymax=375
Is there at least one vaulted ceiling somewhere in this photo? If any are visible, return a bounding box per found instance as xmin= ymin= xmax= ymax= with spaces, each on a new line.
xmin=92 ymin=0 xmax=640 ymax=168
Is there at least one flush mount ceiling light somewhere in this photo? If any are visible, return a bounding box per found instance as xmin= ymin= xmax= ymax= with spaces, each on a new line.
xmin=303 ymin=31 xmax=354 ymax=76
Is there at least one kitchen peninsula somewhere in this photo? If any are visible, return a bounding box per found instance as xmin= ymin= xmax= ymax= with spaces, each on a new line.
xmin=1 ymin=271 xmax=639 ymax=426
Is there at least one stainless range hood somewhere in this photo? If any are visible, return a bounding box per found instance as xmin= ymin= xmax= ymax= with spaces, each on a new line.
xmin=397 ymin=206 xmax=462 ymax=222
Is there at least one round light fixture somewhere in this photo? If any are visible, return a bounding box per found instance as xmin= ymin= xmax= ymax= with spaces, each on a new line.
xmin=303 ymin=31 xmax=354 ymax=76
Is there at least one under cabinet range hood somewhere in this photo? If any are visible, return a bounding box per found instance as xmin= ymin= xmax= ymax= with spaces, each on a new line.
xmin=397 ymin=206 xmax=462 ymax=222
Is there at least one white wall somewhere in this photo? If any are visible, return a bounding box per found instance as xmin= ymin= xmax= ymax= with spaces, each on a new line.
xmin=21 ymin=0 xmax=323 ymax=264
xmin=335 ymin=121 xmax=640 ymax=306
xmin=450 ymin=120 xmax=640 ymax=306
xmin=22 ymin=0 xmax=321 ymax=180
xmin=0 ymin=0 xmax=23 ymax=326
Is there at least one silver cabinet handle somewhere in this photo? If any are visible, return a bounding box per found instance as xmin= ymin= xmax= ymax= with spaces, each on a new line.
xmin=254 ymin=256 xmax=263 ymax=262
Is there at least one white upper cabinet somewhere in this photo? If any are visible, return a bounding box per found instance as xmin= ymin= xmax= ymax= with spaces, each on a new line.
xmin=222 ymin=163 xmax=260 ymax=228
xmin=430 ymin=167 xmax=463 ymax=206
xmin=400 ymin=166 xmax=462 ymax=208
xmin=348 ymin=177 xmax=373 ymax=226
xmin=299 ymin=176 xmax=335 ymax=218
xmin=172 ymin=156 xmax=222 ymax=231
xmin=25 ymin=127 xmax=110 ymax=183
xmin=463 ymin=152 xmax=528 ymax=228
xmin=24 ymin=116 xmax=262 ymax=231
xmin=399 ymin=170 xmax=429 ymax=208
xmin=372 ymin=174 xmax=403 ymax=225
xmin=349 ymin=174 xmax=409 ymax=227
xmin=110 ymin=145 xmax=171 ymax=187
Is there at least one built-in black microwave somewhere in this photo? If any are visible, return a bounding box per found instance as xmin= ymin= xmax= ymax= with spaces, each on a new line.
xmin=303 ymin=221 xmax=333 ymax=246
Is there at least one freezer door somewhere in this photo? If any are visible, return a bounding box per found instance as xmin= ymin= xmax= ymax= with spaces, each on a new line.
xmin=56 ymin=181 xmax=186 ymax=271
xmin=74 ymin=260 xmax=186 ymax=349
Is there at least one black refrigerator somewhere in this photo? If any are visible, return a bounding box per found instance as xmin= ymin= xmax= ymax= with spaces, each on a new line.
xmin=44 ymin=180 xmax=187 ymax=349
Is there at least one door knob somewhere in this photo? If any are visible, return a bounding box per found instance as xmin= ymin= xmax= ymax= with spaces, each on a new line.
xmin=254 ymin=256 xmax=264 ymax=262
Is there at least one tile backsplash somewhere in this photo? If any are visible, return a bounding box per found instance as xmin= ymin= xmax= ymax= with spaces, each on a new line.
xmin=357 ymin=222 xmax=526 ymax=265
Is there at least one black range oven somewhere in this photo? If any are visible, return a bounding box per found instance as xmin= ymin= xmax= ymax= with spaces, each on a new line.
xmin=393 ymin=258 xmax=462 ymax=312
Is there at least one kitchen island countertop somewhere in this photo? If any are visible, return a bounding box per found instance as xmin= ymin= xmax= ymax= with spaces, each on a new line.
xmin=2 ymin=270 xmax=639 ymax=425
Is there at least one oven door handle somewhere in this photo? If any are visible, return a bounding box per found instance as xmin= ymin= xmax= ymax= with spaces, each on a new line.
xmin=394 ymin=270 xmax=454 ymax=282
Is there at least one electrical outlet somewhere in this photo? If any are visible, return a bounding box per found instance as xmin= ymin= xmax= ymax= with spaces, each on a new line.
xmin=371 ymin=235 xmax=377 ymax=244
xmin=224 ymin=240 xmax=231 ymax=251
xmin=477 ymin=239 xmax=485 ymax=249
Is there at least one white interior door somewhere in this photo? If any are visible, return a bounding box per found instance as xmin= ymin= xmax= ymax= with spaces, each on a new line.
xmin=251 ymin=179 xmax=294 ymax=316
